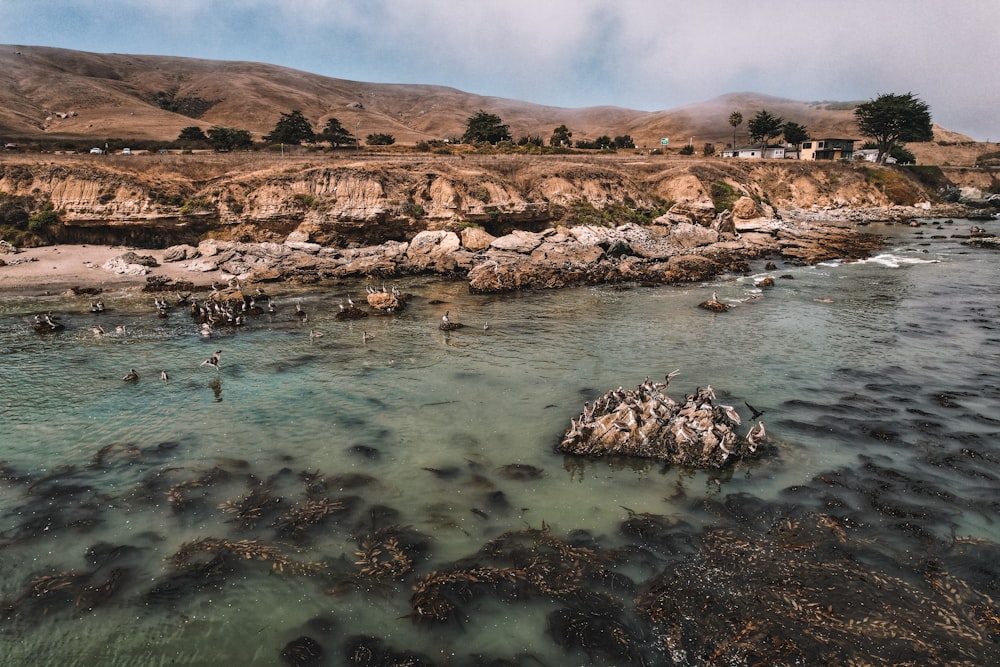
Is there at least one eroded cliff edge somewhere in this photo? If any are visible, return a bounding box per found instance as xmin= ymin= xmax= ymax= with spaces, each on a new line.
xmin=1 ymin=154 xmax=995 ymax=291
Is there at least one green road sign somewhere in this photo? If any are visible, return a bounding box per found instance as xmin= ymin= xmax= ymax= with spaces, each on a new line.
xmin=660 ymin=138 xmax=669 ymax=145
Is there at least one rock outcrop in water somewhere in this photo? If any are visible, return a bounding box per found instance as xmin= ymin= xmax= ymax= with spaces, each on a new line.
xmin=558 ymin=375 xmax=765 ymax=468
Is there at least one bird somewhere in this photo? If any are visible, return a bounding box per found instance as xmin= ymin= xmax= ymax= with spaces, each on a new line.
xmin=745 ymin=401 xmax=766 ymax=420
xmin=114 ymin=325 xmax=127 ymax=335
xmin=295 ymin=302 xmax=307 ymax=321
xmin=746 ymin=421 xmax=766 ymax=449
xmin=122 ymin=368 xmax=139 ymax=382
xmin=91 ymin=325 xmax=105 ymax=336
xmin=362 ymin=331 xmax=374 ymax=342
xmin=483 ymin=321 xmax=490 ymax=331
xmin=160 ymin=370 xmax=169 ymax=382
xmin=347 ymin=295 xmax=355 ymax=307
xmin=310 ymin=329 xmax=324 ymax=339
xmin=441 ymin=311 xmax=450 ymax=325
xmin=201 ymin=350 xmax=222 ymax=370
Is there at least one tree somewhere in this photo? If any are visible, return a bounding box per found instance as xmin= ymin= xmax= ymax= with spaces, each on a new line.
xmin=264 ymin=109 xmax=315 ymax=145
xmin=366 ymin=133 xmax=395 ymax=146
xmin=728 ymin=111 xmax=743 ymax=149
xmin=206 ymin=126 xmax=253 ymax=152
xmin=855 ymin=92 xmax=933 ymax=164
xmin=550 ymin=124 xmax=572 ymax=147
xmin=747 ymin=109 xmax=784 ymax=157
xmin=177 ymin=126 xmax=208 ymax=143
xmin=782 ymin=121 xmax=809 ymax=154
xmin=613 ymin=135 xmax=636 ymax=149
xmin=462 ymin=110 xmax=511 ymax=145
xmin=319 ymin=117 xmax=355 ymax=147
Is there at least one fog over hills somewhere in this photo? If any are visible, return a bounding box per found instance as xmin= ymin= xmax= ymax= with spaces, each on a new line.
xmin=0 ymin=45 xmax=972 ymax=148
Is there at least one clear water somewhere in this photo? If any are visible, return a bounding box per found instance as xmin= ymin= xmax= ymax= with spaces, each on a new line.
xmin=1 ymin=219 xmax=999 ymax=665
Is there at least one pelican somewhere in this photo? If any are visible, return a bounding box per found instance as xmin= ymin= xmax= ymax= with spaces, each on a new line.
xmin=719 ymin=404 xmax=742 ymax=425
xmin=310 ymin=329 xmax=325 ymax=339
xmin=362 ymin=331 xmax=374 ymax=342
xmin=347 ymin=295 xmax=355 ymax=307
xmin=115 ymin=325 xmax=127 ymax=335
xmin=746 ymin=421 xmax=766 ymax=450
xmin=295 ymin=302 xmax=307 ymax=322
xmin=441 ymin=311 xmax=450 ymax=325
xmin=122 ymin=368 xmax=139 ymax=382
xmin=483 ymin=321 xmax=489 ymax=331
xmin=91 ymin=325 xmax=105 ymax=336
xmin=201 ymin=350 xmax=222 ymax=370
xmin=160 ymin=370 xmax=169 ymax=382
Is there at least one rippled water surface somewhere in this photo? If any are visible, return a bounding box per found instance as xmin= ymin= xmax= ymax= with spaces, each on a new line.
xmin=1 ymin=219 xmax=999 ymax=665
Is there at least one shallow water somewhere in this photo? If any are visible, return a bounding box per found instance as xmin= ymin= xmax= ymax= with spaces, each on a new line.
xmin=1 ymin=218 xmax=999 ymax=665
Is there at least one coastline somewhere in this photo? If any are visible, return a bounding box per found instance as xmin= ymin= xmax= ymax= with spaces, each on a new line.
xmin=0 ymin=244 xmax=224 ymax=296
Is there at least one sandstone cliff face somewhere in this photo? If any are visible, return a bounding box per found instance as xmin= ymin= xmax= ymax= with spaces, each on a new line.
xmin=0 ymin=155 xmax=987 ymax=248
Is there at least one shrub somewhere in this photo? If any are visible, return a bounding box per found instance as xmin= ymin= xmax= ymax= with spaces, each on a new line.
xmin=679 ymin=144 xmax=695 ymax=155
xmin=710 ymin=182 xmax=739 ymax=212
xmin=27 ymin=208 xmax=60 ymax=232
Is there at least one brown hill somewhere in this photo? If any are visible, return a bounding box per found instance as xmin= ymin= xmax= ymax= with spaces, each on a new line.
xmin=0 ymin=44 xmax=978 ymax=161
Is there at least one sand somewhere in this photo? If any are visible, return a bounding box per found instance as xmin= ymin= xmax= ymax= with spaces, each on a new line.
xmin=0 ymin=245 xmax=224 ymax=296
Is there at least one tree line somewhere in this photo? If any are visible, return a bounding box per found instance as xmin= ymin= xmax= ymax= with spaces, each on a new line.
xmin=171 ymin=93 xmax=932 ymax=163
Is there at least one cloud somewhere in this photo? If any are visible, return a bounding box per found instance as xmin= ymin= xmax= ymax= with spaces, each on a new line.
xmin=2 ymin=0 xmax=997 ymax=138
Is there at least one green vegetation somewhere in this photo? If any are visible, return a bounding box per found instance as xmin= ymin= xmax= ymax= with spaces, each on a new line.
xmin=179 ymin=198 xmax=215 ymax=215
xmin=710 ymin=182 xmax=740 ymax=212
xmin=366 ymin=133 xmax=395 ymax=146
xmin=319 ymin=117 xmax=355 ymax=147
xmin=679 ymin=144 xmax=695 ymax=155
xmin=559 ymin=197 xmax=672 ymax=228
xmin=855 ymin=92 xmax=933 ymax=164
xmin=728 ymin=111 xmax=743 ymax=150
xmin=782 ymin=121 xmax=809 ymax=149
xmin=0 ymin=193 xmax=61 ymax=244
xmin=462 ymin=110 xmax=511 ymax=145
xmin=154 ymin=91 xmax=218 ymax=118
xmin=550 ymin=125 xmax=572 ymax=147
xmin=748 ymin=109 xmax=785 ymax=154
xmin=861 ymin=166 xmax=920 ymax=205
xmin=178 ymin=126 xmax=208 ymax=144
xmin=206 ymin=127 xmax=253 ymax=152
xmin=292 ymin=193 xmax=319 ymax=209
xmin=264 ymin=110 xmax=315 ymax=145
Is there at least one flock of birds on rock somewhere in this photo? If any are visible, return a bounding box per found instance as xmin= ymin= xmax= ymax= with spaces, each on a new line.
xmin=558 ymin=370 xmax=767 ymax=468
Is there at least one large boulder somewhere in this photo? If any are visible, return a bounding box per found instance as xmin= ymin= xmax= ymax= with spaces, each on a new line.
xmin=460 ymin=226 xmax=497 ymax=250
xmin=404 ymin=230 xmax=461 ymax=272
xmin=667 ymin=222 xmax=719 ymax=248
xmin=732 ymin=196 xmax=762 ymax=220
xmin=667 ymin=200 xmax=717 ymax=226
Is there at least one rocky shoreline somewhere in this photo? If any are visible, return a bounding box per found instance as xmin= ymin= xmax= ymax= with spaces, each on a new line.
xmin=0 ymin=200 xmax=988 ymax=296
xmin=138 ymin=202 xmax=966 ymax=293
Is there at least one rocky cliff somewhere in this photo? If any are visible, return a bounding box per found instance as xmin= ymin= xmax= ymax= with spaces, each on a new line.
xmin=1 ymin=154 xmax=994 ymax=292
xmin=2 ymin=154 xmax=993 ymax=247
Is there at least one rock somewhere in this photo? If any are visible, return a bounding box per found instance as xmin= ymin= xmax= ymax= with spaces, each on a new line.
xmin=405 ymin=230 xmax=461 ymax=272
xmin=712 ymin=209 xmax=736 ymax=235
xmin=489 ymin=230 xmax=544 ymax=253
xmin=667 ymin=200 xmax=717 ymax=226
xmin=0 ymin=239 xmax=18 ymax=254
xmin=183 ymin=259 xmax=219 ymax=272
xmin=102 ymin=256 xmax=148 ymax=276
xmin=558 ymin=378 xmax=762 ymax=468
xmin=460 ymin=226 xmax=496 ymax=250
xmin=162 ymin=244 xmax=199 ymax=262
xmin=117 ymin=251 xmax=159 ymax=267
xmin=284 ymin=229 xmax=310 ymax=244
xmin=731 ymin=196 xmax=761 ymax=220
xmin=667 ymin=222 xmax=719 ymax=248
xmin=698 ymin=293 xmax=730 ymax=312
xmin=366 ymin=291 xmax=405 ymax=313
xmin=284 ymin=241 xmax=321 ymax=254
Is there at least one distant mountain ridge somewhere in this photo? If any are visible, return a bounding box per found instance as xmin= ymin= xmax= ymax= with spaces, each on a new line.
xmin=0 ymin=44 xmax=972 ymax=148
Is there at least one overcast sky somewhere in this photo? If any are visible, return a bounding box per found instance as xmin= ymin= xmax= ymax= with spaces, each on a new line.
xmin=3 ymin=0 xmax=997 ymax=139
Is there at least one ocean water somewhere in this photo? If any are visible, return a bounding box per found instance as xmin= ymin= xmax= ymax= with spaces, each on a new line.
xmin=1 ymin=218 xmax=999 ymax=665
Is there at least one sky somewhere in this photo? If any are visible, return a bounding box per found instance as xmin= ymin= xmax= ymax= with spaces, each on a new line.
xmin=2 ymin=0 xmax=998 ymax=140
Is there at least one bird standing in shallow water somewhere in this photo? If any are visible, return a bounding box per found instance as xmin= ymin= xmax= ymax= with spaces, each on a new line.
xmin=161 ymin=370 xmax=169 ymax=382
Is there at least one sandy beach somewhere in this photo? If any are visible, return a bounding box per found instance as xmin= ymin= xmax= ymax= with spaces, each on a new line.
xmin=0 ymin=244 xmax=224 ymax=296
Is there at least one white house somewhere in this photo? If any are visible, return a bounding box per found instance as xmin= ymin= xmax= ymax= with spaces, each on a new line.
xmin=854 ymin=148 xmax=897 ymax=164
xmin=723 ymin=145 xmax=785 ymax=159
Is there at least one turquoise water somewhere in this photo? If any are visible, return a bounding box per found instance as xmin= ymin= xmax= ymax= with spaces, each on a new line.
xmin=1 ymin=219 xmax=999 ymax=664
